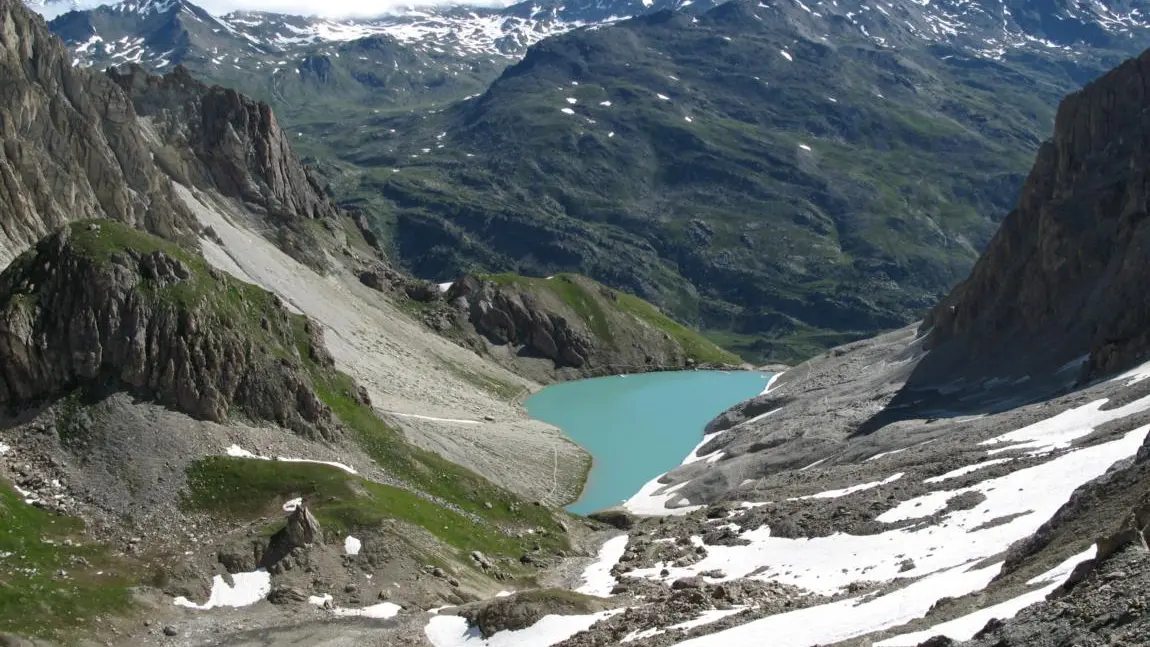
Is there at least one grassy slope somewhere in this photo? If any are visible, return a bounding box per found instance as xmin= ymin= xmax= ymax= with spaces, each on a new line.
xmin=485 ymin=272 xmax=741 ymax=365
xmin=286 ymin=4 xmax=1107 ymax=364
xmin=0 ymin=484 xmax=133 ymax=638
xmin=0 ymin=221 xmax=570 ymax=636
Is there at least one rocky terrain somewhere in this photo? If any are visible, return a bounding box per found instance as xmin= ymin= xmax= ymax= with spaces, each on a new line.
xmin=34 ymin=0 xmax=1150 ymax=362
xmin=5 ymin=0 xmax=1150 ymax=645
xmin=356 ymin=271 xmax=743 ymax=383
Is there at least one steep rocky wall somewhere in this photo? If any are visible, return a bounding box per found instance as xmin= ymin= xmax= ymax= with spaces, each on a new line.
xmin=0 ymin=222 xmax=340 ymax=440
xmin=924 ymin=47 xmax=1150 ymax=381
xmin=106 ymin=64 xmax=341 ymax=270
xmin=0 ymin=0 xmax=197 ymax=266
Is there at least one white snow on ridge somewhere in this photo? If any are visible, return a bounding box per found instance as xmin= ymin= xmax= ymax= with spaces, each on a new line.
xmin=333 ymin=602 xmax=403 ymax=618
xmin=225 ymin=444 xmax=359 ymax=475
xmin=623 ymin=607 xmax=747 ymax=642
xmin=876 ymin=545 xmax=1098 ymax=646
xmin=1113 ymin=358 xmax=1150 ymax=386
xmin=576 ymin=535 xmax=628 ymax=597
xmin=174 ymin=570 xmax=271 ymax=610
xmin=866 ymin=447 xmax=909 ymax=462
xmin=425 ymin=610 xmax=622 ymax=647
xmin=980 ymin=392 xmax=1150 ymax=456
xmin=923 ymin=458 xmax=1013 ymax=484
xmin=793 ymin=472 xmax=903 ymax=500
xmin=760 ymin=371 xmax=784 ymax=395
xmin=671 ymin=561 xmax=1002 ymax=647
xmin=634 ymin=420 xmax=1150 ymax=645
xmin=624 ymin=478 xmax=703 ymax=516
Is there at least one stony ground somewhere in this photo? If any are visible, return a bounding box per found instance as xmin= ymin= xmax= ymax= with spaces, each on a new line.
xmin=180 ymin=185 xmax=589 ymax=507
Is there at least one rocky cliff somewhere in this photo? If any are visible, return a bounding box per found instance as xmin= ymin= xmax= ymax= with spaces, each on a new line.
xmin=106 ymin=64 xmax=341 ymax=270
xmin=0 ymin=220 xmax=340 ymax=439
xmin=366 ymin=272 xmax=744 ymax=381
xmin=923 ymin=48 xmax=1150 ymax=383
xmin=0 ymin=0 xmax=197 ymax=265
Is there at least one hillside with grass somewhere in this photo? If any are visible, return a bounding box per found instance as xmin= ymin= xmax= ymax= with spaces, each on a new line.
xmin=414 ymin=272 xmax=743 ymax=382
xmin=0 ymin=221 xmax=576 ymax=639
xmin=312 ymin=1 xmax=1129 ymax=363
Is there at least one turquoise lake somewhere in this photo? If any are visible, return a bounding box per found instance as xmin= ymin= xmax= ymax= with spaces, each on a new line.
xmin=525 ymin=370 xmax=772 ymax=514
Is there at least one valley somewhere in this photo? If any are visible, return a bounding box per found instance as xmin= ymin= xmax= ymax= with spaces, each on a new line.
xmin=36 ymin=0 xmax=1150 ymax=362
xmin=2 ymin=0 xmax=1150 ymax=645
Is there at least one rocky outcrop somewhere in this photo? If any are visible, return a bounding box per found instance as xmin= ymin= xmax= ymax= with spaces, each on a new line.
xmin=0 ymin=222 xmax=338 ymax=440
xmin=923 ymin=48 xmax=1150 ymax=382
xmin=106 ymin=64 xmax=339 ymax=270
xmin=447 ymin=276 xmax=595 ymax=369
xmin=0 ymin=0 xmax=197 ymax=265
xmin=459 ymin=589 xmax=614 ymax=638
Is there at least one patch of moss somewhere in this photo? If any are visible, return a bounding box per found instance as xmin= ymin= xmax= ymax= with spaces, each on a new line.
xmin=613 ymin=291 xmax=741 ymax=365
xmin=486 ymin=273 xmax=615 ymax=345
xmin=183 ymin=457 xmax=560 ymax=558
xmin=0 ymin=483 xmax=133 ymax=638
xmin=484 ymin=272 xmax=740 ymax=365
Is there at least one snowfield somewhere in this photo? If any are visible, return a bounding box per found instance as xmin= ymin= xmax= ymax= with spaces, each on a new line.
xmin=598 ymin=360 xmax=1150 ymax=646
xmin=425 ymin=610 xmax=623 ymax=647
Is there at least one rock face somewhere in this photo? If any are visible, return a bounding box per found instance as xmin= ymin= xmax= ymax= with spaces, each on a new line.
xmin=923 ymin=47 xmax=1150 ymax=382
xmin=106 ymin=64 xmax=340 ymax=270
xmin=448 ymin=276 xmax=594 ymax=369
xmin=0 ymin=0 xmax=197 ymax=266
xmin=0 ymin=222 xmax=338 ymax=440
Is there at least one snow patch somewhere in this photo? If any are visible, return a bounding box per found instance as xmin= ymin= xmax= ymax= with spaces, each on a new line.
xmin=793 ymin=473 xmax=903 ymax=500
xmin=576 ymin=535 xmax=628 ymax=596
xmin=875 ymin=545 xmax=1098 ymax=646
xmin=923 ymin=458 xmax=1013 ymax=484
xmin=980 ymin=393 xmax=1150 ymax=456
xmin=780 ymin=49 xmax=794 ymax=61
xmin=333 ymin=602 xmax=402 ymax=618
xmin=561 ymin=108 xmax=575 ymax=115
xmin=225 ymin=444 xmax=358 ymax=475
xmin=345 ymin=536 xmax=362 ymax=556
xmin=282 ymin=497 xmax=303 ymax=512
xmin=173 ymin=570 xmax=271 ymax=610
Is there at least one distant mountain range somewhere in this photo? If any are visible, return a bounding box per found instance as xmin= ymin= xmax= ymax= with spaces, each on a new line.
xmin=33 ymin=0 xmax=1150 ymax=72
xmin=28 ymin=0 xmax=1150 ymax=361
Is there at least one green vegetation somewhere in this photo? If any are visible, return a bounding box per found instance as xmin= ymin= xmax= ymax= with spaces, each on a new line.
xmin=614 ymin=290 xmax=741 ymax=365
xmin=302 ymin=367 xmax=565 ymax=547
xmin=486 ymin=273 xmax=740 ymax=365
xmin=67 ymin=221 xmax=288 ymax=344
xmin=487 ymin=274 xmax=614 ymax=343
xmin=222 ymin=7 xmax=1107 ymax=364
xmin=0 ymin=483 xmax=132 ymax=638
xmin=184 ymin=457 xmax=560 ymax=556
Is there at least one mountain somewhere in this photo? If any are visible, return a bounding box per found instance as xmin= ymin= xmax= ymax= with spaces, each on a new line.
xmin=37 ymin=0 xmax=1150 ymax=363
xmin=521 ymin=43 xmax=1150 ymax=647
xmin=0 ymin=0 xmax=599 ymax=639
xmin=331 ymin=0 xmax=1142 ymax=364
